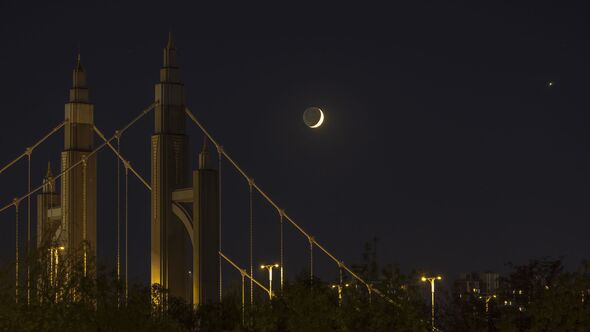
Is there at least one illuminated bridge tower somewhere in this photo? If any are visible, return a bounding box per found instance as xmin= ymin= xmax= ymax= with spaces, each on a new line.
xmin=36 ymin=163 xmax=60 ymax=248
xmin=151 ymin=34 xmax=191 ymax=301
xmin=191 ymin=138 xmax=219 ymax=305
xmin=60 ymin=55 xmax=97 ymax=272
xmin=151 ymin=34 xmax=220 ymax=306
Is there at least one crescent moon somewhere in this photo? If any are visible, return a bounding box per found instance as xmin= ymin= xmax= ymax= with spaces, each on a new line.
xmin=309 ymin=109 xmax=324 ymax=128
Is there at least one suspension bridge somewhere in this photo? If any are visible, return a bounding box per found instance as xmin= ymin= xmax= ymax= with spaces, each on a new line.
xmin=0 ymin=34 xmax=394 ymax=315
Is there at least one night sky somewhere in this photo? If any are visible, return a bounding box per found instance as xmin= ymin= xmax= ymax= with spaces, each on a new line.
xmin=1 ymin=1 xmax=589 ymax=287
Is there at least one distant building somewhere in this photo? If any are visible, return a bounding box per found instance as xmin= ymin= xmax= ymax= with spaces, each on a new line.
xmin=454 ymin=271 xmax=499 ymax=301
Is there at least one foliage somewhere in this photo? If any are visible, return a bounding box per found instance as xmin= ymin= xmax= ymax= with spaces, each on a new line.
xmin=442 ymin=259 xmax=590 ymax=332
xmin=0 ymin=240 xmax=429 ymax=331
xmin=4 ymin=239 xmax=589 ymax=331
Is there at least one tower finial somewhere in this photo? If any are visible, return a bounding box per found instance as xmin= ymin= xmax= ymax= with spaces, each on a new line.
xmin=75 ymin=50 xmax=84 ymax=72
xmin=198 ymin=135 xmax=211 ymax=169
xmin=70 ymin=50 xmax=88 ymax=100
xmin=76 ymin=41 xmax=83 ymax=69
xmin=167 ymin=30 xmax=174 ymax=49
xmin=162 ymin=31 xmax=177 ymax=68
xmin=46 ymin=161 xmax=53 ymax=178
xmin=43 ymin=161 xmax=55 ymax=193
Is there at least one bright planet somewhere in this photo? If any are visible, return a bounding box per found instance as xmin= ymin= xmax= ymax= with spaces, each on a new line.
xmin=303 ymin=107 xmax=325 ymax=128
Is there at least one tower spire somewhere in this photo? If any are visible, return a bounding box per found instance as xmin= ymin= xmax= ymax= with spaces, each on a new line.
xmin=42 ymin=161 xmax=55 ymax=193
xmin=199 ymin=136 xmax=211 ymax=169
xmin=167 ymin=30 xmax=174 ymax=49
xmin=162 ymin=32 xmax=177 ymax=69
xmin=46 ymin=161 xmax=52 ymax=178
xmin=70 ymin=52 xmax=88 ymax=102
xmin=76 ymin=51 xmax=82 ymax=70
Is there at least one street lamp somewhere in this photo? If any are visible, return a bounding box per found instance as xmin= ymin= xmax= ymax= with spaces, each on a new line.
xmin=479 ymin=294 xmax=497 ymax=314
xmin=479 ymin=293 xmax=497 ymax=329
xmin=421 ymin=275 xmax=442 ymax=332
xmin=48 ymin=246 xmax=65 ymax=302
xmin=49 ymin=246 xmax=65 ymax=286
xmin=331 ymin=283 xmax=350 ymax=306
xmin=260 ymin=263 xmax=279 ymax=299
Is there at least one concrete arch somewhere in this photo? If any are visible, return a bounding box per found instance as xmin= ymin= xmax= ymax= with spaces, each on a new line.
xmin=172 ymin=202 xmax=194 ymax=247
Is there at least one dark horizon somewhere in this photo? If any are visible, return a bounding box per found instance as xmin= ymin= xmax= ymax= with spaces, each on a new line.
xmin=1 ymin=1 xmax=589 ymax=289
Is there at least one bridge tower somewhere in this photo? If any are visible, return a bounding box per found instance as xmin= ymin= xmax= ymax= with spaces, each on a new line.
xmin=60 ymin=55 xmax=97 ymax=272
xmin=151 ymin=34 xmax=220 ymax=306
xmin=192 ymin=138 xmax=219 ymax=305
xmin=36 ymin=162 xmax=60 ymax=248
xmin=151 ymin=33 xmax=191 ymax=301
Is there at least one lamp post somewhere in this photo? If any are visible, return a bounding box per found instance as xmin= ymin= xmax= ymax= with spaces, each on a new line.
xmin=479 ymin=294 xmax=497 ymax=314
xmin=260 ymin=264 xmax=279 ymax=300
xmin=331 ymin=283 xmax=349 ymax=306
xmin=479 ymin=293 xmax=497 ymax=330
xmin=421 ymin=275 xmax=442 ymax=332
xmin=49 ymin=246 xmax=65 ymax=287
xmin=48 ymin=246 xmax=65 ymax=302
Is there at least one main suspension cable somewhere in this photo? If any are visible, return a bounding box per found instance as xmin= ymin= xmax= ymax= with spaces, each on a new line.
xmin=219 ymin=251 xmax=270 ymax=327
xmin=219 ymin=251 xmax=269 ymax=294
xmin=0 ymin=121 xmax=65 ymax=176
xmin=97 ymin=123 xmax=148 ymax=303
xmin=94 ymin=127 xmax=151 ymax=190
xmin=0 ymin=120 xmax=64 ymax=305
xmin=0 ymin=103 xmax=156 ymax=216
xmin=185 ymin=107 xmax=395 ymax=305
